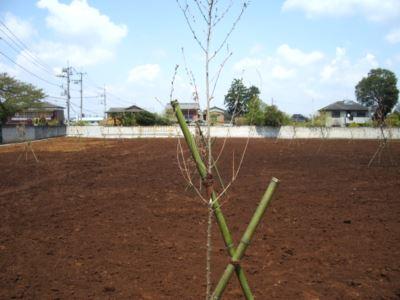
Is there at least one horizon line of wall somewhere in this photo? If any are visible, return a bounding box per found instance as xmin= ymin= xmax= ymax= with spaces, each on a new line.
xmin=66 ymin=125 xmax=400 ymax=139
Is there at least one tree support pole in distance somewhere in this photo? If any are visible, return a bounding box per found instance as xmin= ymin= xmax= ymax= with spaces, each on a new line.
xmin=212 ymin=177 xmax=279 ymax=299
xmin=171 ymin=100 xmax=254 ymax=299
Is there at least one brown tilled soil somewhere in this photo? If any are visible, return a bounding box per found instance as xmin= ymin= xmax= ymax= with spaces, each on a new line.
xmin=0 ymin=138 xmax=399 ymax=299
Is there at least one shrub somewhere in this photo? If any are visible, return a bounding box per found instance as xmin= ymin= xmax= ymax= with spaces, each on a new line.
xmin=348 ymin=122 xmax=360 ymax=128
xmin=263 ymin=104 xmax=290 ymax=127
xmin=386 ymin=112 xmax=400 ymax=127
xmin=154 ymin=114 xmax=172 ymax=125
xmin=47 ymin=119 xmax=60 ymax=126
xmin=33 ymin=117 xmax=47 ymax=126
xmin=234 ymin=116 xmax=248 ymax=126
xmin=307 ymin=112 xmax=327 ymax=127
xmin=245 ymin=96 xmax=264 ymax=125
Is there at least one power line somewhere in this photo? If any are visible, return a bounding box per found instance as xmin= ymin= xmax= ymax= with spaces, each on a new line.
xmin=85 ymin=73 xmax=104 ymax=90
xmin=0 ymin=20 xmax=54 ymax=74
xmin=49 ymin=95 xmax=101 ymax=99
xmin=0 ymin=34 xmax=55 ymax=78
xmin=70 ymin=101 xmax=100 ymax=116
xmin=0 ymin=50 xmax=61 ymax=87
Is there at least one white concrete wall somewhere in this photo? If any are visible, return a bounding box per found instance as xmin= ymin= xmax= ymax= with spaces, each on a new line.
xmin=1 ymin=126 xmax=66 ymax=144
xmin=67 ymin=126 xmax=400 ymax=139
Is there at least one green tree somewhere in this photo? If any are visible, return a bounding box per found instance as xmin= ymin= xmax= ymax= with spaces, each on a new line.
xmin=245 ymin=96 xmax=264 ymax=125
xmin=121 ymin=113 xmax=136 ymax=126
xmin=163 ymin=107 xmax=176 ymax=123
xmin=355 ymin=68 xmax=399 ymax=123
xmin=263 ymin=104 xmax=290 ymax=127
xmin=310 ymin=112 xmax=327 ymax=127
xmin=0 ymin=73 xmax=46 ymax=124
xmin=224 ymin=78 xmax=260 ymax=116
xmin=135 ymin=111 xmax=157 ymax=125
xmin=154 ymin=113 xmax=172 ymax=125
xmin=386 ymin=111 xmax=400 ymax=127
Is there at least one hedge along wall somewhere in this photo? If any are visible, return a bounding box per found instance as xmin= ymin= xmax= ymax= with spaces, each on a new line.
xmin=67 ymin=126 xmax=400 ymax=139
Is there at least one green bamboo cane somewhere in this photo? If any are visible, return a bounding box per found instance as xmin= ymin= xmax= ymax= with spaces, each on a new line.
xmin=171 ymin=100 xmax=254 ymax=299
xmin=212 ymin=177 xmax=279 ymax=300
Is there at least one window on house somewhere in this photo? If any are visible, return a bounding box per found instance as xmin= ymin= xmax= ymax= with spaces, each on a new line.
xmin=331 ymin=111 xmax=340 ymax=118
xmin=356 ymin=111 xmax=366 ymax=117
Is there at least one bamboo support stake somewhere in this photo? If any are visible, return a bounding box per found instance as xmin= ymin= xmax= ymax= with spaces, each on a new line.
xmin=212 ymin=178 xmax=279 ymax=299
xmin=171 ymin=100 xmax=254 ymax=299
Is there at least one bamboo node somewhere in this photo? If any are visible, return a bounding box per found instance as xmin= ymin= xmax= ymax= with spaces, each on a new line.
xmin=240 ymin=239 xmax=250 ymax=246
xmin=225 ymin=242 xmax=234 ymax=250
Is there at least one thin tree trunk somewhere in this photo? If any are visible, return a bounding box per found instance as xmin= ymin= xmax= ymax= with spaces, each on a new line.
xmin=205 ymin=3 xmax=214 ymax=299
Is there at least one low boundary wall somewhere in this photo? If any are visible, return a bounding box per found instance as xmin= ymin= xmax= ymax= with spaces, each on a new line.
xmin=67 ymin=126 xmax=400 ymax=139
xmin=1 ymin=125 xmax=66 ymax=144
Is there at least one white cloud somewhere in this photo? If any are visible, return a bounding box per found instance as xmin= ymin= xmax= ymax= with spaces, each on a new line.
xmin=271 ymin=65 xmax=295 ymax=79
xmin=320 ymin=48 xmax=378 ymax=84
xmin=385 ymin=28 xmax=400 ymax=44
xmin=231 ymin=45 xmax=384 ymax=115
xmin=282 ymin=0 xmax=400 ymax=22
xmin=37 ymin=0 xmax=127 ymax=45
xmin=3 ymin=12 xmax=36 ymax=40
xmin=277 ymin=44 xmax=324 ymax=66
xmin=128 ymin=64 xmax=160 ymax=82
xmin=320 ymin=47 xmax=346 ymax=81
xmin=26 ymin=41 xmax=114 ymax=67
xmin=32 ymin=0 xmax=127 ymax=67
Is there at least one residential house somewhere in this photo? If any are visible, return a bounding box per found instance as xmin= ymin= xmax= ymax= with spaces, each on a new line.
xmin=291 ymin=114 xmax=309 ymax=123
xmin=319 ymin=100 xmax=370 ymax=127
xmin=203 ymin=106 xmax=226 ymax=124
xmin=7 ymin=100 xmax=64 ymax=125
xmin=166 ymin=102 xmax=200 ymax=123
xmin=106 ymin=104 xmax=145 ymax=125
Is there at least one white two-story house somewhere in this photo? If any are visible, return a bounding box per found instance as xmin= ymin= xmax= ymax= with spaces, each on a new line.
xmin=319 ymin=100 xmax=371 ymax=127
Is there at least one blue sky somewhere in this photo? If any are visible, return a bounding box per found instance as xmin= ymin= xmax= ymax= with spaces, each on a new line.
xmin=1 ymin=0 xmax=399 ymax=118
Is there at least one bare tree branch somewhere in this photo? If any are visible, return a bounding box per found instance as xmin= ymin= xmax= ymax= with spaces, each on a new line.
xmin=169 ymin=64 xmax=180 ymax=102
xmin=210 ymin=51 xmax=233 ymax=100
xmin=209 ymin=1 xmax=248 ymax=61
xmin=176 ymin=0 xmax=207 ymax=52
xmin=212 ymin=0 xmax=233 ymax=27
xmin=193 ymin=0 xmax=209 ymax=24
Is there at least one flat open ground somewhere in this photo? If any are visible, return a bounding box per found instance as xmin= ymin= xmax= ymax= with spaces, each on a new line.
xmin=0 ymin=138 xmax=399 ymax=299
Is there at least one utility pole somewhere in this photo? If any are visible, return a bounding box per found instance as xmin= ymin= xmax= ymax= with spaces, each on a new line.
xmin=102 ymin=85 xmax=107 ymax=119
xmin=57 ymin=64 xmax=73 ymax=124
xmin=74 ymin=71 xmax=86 ymax=120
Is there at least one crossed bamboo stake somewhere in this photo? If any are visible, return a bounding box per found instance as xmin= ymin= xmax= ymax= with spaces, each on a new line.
xmin=171 ymin=101 xmax=279 ymax=299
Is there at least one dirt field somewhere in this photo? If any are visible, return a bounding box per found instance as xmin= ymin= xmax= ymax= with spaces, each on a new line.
xmin=0 ymin=138 xmax=399 ymax=299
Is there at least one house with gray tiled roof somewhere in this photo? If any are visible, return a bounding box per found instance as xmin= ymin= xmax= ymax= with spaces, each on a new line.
xmin=319 ymin=100 xmax=371 ymax=127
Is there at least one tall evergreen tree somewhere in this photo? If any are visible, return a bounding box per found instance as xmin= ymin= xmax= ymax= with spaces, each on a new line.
xmin=224 ymin=78 xmax=260 ymax=116
xmin=355 ymin=68 xmax=399 ymax=123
